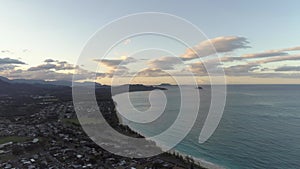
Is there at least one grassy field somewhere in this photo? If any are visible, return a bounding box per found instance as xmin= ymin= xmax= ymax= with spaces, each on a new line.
xmin=62 ymin=118 xmax=80 ymax=125
xmin=0 ymin=136 xmax=30 ymax=144
xmin=62 ymin=118 xmax=106 ymax=125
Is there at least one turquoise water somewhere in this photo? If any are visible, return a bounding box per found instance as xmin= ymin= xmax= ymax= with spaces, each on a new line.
xmin=114 ymin=85 xmax=300 ymax=169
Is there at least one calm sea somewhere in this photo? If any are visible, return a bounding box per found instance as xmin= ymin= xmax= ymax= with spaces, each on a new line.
xmin=113 ymin=85 xmax=300 ymax=169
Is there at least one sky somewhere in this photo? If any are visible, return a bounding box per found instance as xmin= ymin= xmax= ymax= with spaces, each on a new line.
xmin=0 ymin=0 xmax=300 ymax=84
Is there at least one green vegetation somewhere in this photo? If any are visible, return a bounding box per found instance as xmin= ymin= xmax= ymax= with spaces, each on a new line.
xmin=62 ymin=118 xmax=80 ymax=125
xmin=0 ymin=154 xmax=15 ymax=161
xmin=62 ymin=117 xmax=106 ymax=125
xmin=0 ymin=136 xmax=30 ymax=144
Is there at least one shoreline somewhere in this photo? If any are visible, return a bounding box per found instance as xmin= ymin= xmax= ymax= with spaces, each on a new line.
xmin=114 ymin=98 xmax=224 ymax=169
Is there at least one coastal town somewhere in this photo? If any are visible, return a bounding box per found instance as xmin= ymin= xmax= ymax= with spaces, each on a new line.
xmin=0 ymin=91 xmax=204 ymax=169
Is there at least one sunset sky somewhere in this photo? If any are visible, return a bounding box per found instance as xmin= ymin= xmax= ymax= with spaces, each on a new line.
xmin=1 ymin=0 xmax=300 ymax=84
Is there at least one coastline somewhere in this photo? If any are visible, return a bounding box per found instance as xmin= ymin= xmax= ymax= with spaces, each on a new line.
xmin=113 ymin=94 xmax=223 ymax=169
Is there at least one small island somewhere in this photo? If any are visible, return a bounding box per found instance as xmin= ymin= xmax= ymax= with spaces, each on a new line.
xmin=128 ymin=84 xmax=167 ymax=92
xmin=159 ymin=83 xmax=173 ymax=86
xmin=104 ymin=84 xmax=167 ymax=96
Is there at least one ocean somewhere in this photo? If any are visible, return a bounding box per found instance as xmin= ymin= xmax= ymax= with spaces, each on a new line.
xmin=113 ymin=85 xmax=300 ymax=169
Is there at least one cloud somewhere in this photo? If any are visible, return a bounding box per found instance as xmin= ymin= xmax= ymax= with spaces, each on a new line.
xmin=137 ymin=68 xmax=169 ymax=77
xmin=247 ymin=71 xmax=300 ymax=79
xmin=93 ymin=57 xmax=136 ymax=77
xmin=187 ymin=62 xmax=208 ymax=76
xmin=242 ymin=50 xmax=288 ymax=59
xmin=275 ymin=66 xmax=300 ymax=72
xmin=1 ymin=50 xmax=11 ymax=53
xmin=0 ymin=65 xmax=18 ymax=71
xmin=263 ymin=55 xmax=300 ymax=63
xmin=224 ymin=63 xmax=260 ymax=76
xmin=28 ymin=60 xmax=75 ymax=71
xmin=0 ymin=57 xmax=25 ymax=65
xmin=181 ymin=36 xmax=250 ymax=60
xmin=89 ymin=41 xmax=300 ymax=80
xmin=223 ymin=54 xmax=300 ymax=77
xmin=0 ymin=57 xmax=125 ymax=81
xmin=3 ymin=61 xmax=94 ymax=81
xmin=220 ymin=43 xmax=300 ymax=77
xmin=28 ymin=63 xmax=57 ymax=71
xmin=7 ymin=69 xmax=77 ymax=81
xmin=205 ymin=56 xmax=245 ymax=63
xmin=44 ymin=59 xmax=56 ymax=63
xmin=240 ymin=46 xmax=300 ymax=60
xmin=257 ymin=54 xmax=300 ymax=64
xmin=148 ymin=56 xmax=182 ymax=70
xmin=94 ymin=57 xmax=136 ymax=68
xmin=218 ymin=56 xmax=242 ymax=62
xmin=187 ymin=58 xmax=224 ymax=76
xmin=0 ymin=59 xmax=94 ymax=81
xmin=97 ymin=59 xmax=123 ymax=67
xmin=281 ymin=46 xmax=300 ymax=51
xmin=106 ymin=65 xmax=130 ymax=77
